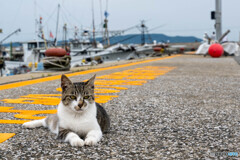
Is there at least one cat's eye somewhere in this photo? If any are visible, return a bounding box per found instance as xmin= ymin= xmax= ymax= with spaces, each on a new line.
xmin=83 ymin=96 xmax=90 ymax=99
xmin=70 ymin=95 xmax=76 ymax=100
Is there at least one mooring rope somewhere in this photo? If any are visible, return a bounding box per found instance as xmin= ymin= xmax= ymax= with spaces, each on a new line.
xmin=42 ymin=55 xmax=71 ymax=71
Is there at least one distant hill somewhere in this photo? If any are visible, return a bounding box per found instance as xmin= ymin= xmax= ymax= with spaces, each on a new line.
xmin=96 ymin=33 xmax=202 ymax=44
xmin=2 ymin=34 xmax=201 ymax=47
xmin=2 ymin=42 xmax=22 ymax=47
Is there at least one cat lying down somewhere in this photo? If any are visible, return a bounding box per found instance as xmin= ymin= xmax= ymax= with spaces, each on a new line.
xmin=23 ymin=74 xmax=110 ymax=147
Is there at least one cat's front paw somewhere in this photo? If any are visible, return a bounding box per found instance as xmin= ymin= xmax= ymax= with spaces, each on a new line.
xmin=84 ymin=137 xmax=98 ymax=146
xmin=70 ymin=137 xmax=84 ymax=147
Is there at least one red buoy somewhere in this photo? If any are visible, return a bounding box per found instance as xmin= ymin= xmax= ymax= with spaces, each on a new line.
xmin=45 ymin=48 xmax=67 ymax=57
xmin=208 ymin=43 xmax=224 ymax=58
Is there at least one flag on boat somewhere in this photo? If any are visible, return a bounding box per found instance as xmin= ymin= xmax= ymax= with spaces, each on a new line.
xmin=104 ymin=11 xmax=109 ymax=18
xmin=50 ymin=31 xmax=54 ymax=38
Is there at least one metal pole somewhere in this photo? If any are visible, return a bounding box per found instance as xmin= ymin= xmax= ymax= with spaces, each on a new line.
xmin=215 ymin=0 xmax=222 ymax=41
xmin=55 ymin=4 xmax=60 ymax=46
xmin=239 ymin=32 xmax=240 ymax=42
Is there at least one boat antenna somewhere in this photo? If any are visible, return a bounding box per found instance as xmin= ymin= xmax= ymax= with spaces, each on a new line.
xmin=55 ymin=4 xmax=60 ymax=46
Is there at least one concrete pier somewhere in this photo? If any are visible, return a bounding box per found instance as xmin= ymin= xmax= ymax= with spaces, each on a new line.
xmin=0 ymin=55 xmax=239 ymax=159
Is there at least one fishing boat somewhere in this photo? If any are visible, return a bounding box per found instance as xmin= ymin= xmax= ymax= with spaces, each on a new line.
xmin=3 ymin=40 xmax=50 ymax=75
xmin=70 ymin=43 xmax=137 ymax=67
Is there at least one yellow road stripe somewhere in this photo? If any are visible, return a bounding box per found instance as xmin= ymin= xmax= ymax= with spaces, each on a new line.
xmin=0 ymin=120 xmax=30 ymax=124
xmin=0 ymin=55 xmax=180 ymax=91
xmin=0 ymin=133 xmax=16 ymax=143
xmin=0 ymin=65 xmax=177 ymax=143
xmin=95 ymin=86 xmax=128 ymax=90
xmin=0 ymin=106 xmax=57 ymax=120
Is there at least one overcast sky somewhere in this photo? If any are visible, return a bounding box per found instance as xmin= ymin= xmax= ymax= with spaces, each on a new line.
xmin=0 ymin=0 xmax=239 ymax=43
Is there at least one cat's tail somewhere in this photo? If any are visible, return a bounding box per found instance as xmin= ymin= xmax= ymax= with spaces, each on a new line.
xmin=22 ymin=114 xmax=59 ymax=135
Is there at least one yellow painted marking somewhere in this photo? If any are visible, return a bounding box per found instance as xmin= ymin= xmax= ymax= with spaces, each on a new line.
xmin=97 ymin=75 xmax=127 ymax=80
xmin=0 ymin=119 xmax=30 ymax=124
xmin=56 ymin=88 xmax=120 ymax=94
xmin=0 ymin=95 xmax=118 ymax=124
xmin=0 ymin=120 xmax=30 ymax=124
xmin=95 ymin=86 xmax=128 ymax=90
xmin=0 ymin=107 xmax=57 ymax=120
xmin=0 ymin=55 xmax=180 ymax=91
xmin=127 ymin=76 xmax=157 ymax=80
xmin=0 ymin=65 xmax=177 ymax=142
xmin=0 ymin=133 xmax=16 ymax=143
xmin=14 ymin=114 xmax=46 ymax=120
xmin=95 ymin=95 xmax=119 ymax=103
xmin=21 ymin=94 xmax=61 ymax=97
xmin=95 ymin=80 xmax=147 ymax=86
xmin=2 ymin=94 xmax=61 ymax=105
xmin=95 ymin=89 xmax=120 ymax=94
xmin=56 ymin=86 xmax=129 ymax=92
xmin=2 ymin=97 xmax=61 ymax=106
xmin=1 ymin=94 xmax=119 ymax=106
xmin=96 ymin=66 xmax=175 ymax=80
xmin=56 ymin=88 xmax=62 ymax=92
xmin=1 ymin=66 xmax=175 ymax=107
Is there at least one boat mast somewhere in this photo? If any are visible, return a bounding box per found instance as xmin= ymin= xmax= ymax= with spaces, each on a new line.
xmin=34 ymin=0 xmax=39 ymax=48
xmin=103 ymin=0 xmax=110 ymax=46
xmin=91 ymin=0 xmax=97 ymax=48
xmin=104 ymin=17 xmax=110 ymax=46
xmin=39 ymin=17 xmax=47 ymax=49
xmin=63 ymin=23 xmax=67 ymax=49
xmin=55 ymin=4 xmax=60 ymax=46
xmin=141 ymin=20 xmax=146 ymax=45
xmin=74 ymin=26 xmax=78 ymax=40
xmin=99 ymin=0 xmax=104 ymax=42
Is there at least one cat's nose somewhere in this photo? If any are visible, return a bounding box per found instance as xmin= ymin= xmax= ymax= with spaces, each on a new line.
xmin=78 ymin=99 xmax=84 ymax=108
xmin=74 ymin=106 xmax=81 ymax=111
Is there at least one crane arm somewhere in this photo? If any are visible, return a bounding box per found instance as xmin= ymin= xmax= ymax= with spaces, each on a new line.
xmin=0 ymin=28 xmax=21 ymax=44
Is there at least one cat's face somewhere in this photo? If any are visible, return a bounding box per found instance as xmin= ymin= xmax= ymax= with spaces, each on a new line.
xmin=61 ymin=74 xmax=96 ymax=113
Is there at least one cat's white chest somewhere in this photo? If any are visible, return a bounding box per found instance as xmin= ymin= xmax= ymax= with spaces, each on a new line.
xmin=57 ymin=102 xmax=100 ymax=135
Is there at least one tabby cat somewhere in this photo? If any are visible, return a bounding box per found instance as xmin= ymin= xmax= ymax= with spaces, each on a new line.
xmin=23 ymin=74 xmax=110 ymax=146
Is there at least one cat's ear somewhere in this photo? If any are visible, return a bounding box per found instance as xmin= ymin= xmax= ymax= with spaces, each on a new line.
xmin=61 ymin=74 xmax=73 ymax=91
xmin=85 ymin=74 xmax=96 ymax=88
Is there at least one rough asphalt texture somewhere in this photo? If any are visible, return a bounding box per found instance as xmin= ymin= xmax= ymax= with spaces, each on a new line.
xmin=0 ymin=55 xmax=240 ymax=159
xmin=234 ymin=55 xmax=240 ymax=65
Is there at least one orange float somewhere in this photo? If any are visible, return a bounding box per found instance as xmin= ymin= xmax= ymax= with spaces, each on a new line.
xmin=45 ymin=48 xmax=67 ymax=57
